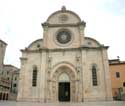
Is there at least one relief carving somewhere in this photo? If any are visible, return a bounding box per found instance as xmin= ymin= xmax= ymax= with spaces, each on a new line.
xmin=48 ymin=56 xmax=52 ymax=71
xmin=59 ymin=14 xmax=68 ymax=22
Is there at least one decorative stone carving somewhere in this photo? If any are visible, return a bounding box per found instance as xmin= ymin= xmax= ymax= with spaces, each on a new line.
xmin=75 ymin=52 xmax=81 ymax=81
xmin=20 ymin=58 xmax=27 ymax=65
xmin=56 ymin=30 xmax=71 ymax=44
xmin=75 ymin=53 xmax=81 ymax=73
xmin=59 ymin=14 xmax=68 ymax=22
xmin=42 ymin=22 xmax=48 ymax=31
xmin=76 ymin=66 xmax=81 ymax=73
xmin=76 ymin=56 xmax=80 ymax=62
xmin=48 ymin=56 xmax=52 ymax=70
xmin=48 ymin=56 xmax=52 ymax=63
xmin=61 ymin=6 xmax=66 ymax=12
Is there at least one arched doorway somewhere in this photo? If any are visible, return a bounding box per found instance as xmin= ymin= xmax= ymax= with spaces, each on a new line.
xmin=6 ymin=93 xmax=8 ymax=100
xmin=58 ymin=73 xmax=70 ymax=101
xmin=50 ymin=64 xmax=77 ymax=102
xmin=3 ymin=93 xmax=6 ymax=100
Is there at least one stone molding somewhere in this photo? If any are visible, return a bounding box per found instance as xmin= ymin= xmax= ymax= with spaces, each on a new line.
xmin=20 ymin=46 xmax=109 ymax=53
xmin=42 ymin=21 xmax=86 ymax=28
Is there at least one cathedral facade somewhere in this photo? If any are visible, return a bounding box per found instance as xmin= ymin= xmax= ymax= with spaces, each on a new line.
xmin=17 ymin=7 xmax=112 ymax=102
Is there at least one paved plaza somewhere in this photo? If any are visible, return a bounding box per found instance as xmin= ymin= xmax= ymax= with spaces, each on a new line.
xmin=0 ymin=101 xmax=125 ymax=106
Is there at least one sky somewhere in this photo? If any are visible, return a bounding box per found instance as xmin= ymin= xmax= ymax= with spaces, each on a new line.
xmin=0 ymin=0 xmax=125 ymax=68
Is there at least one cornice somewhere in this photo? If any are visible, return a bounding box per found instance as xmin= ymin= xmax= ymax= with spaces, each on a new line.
xmin=109 ymin=62 xmax=125 ymax=65
xmin=0 ymin=39 xmax=7 ymax=45
xmin=20 ymin=57 xmax=27 ymax=60
xmin=21 ymin=46 xmax=108 ymax=53
xmin=42 ymin=21 xmax=86 ymax=28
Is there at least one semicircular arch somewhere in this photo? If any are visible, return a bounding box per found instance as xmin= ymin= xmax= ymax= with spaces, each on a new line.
xmin=50 ymin=61 xmax=77 ymax=80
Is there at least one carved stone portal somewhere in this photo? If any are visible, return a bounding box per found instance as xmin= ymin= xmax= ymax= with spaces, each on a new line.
xmin=48 ymin=66 xmax=79 ymax=102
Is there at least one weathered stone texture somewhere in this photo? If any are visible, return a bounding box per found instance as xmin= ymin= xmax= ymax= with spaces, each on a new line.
xmin=17 ymin=7 xmax=112 ymax=102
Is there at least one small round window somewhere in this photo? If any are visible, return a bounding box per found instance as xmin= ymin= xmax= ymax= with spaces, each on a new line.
xmin=56 ymin=30 xmax=71 ymax=44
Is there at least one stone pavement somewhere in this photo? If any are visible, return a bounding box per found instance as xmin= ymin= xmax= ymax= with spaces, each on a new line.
xmin=0 ymin=101 xmax=124 ymax=106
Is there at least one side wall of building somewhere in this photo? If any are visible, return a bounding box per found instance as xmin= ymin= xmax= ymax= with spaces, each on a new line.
xmin=82 ymin=48 xmax=112 ymax=101
xmin=109 ymin=63 xmax=125 ymax=100
xmin=0 ymin=41 xmax=7 ymax=68
xmin=17 ymin=51 xmax=45 ymax=102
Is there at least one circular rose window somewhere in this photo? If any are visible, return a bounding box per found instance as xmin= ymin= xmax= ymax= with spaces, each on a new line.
xmin=56 ymin=31 xmax=71 ymax=44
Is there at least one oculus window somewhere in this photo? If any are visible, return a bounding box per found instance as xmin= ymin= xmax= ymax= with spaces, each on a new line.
xmin=56 ymin=30 xmax=71 ymax=44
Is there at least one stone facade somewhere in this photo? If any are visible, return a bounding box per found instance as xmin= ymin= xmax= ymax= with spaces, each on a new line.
xmin=0 ymin=39 xmax=19 ymax=100
xmin=2 ymin=65 xmax=19 ymax=100
xmin=0 ymin=40 xmax=7 ymax=70
xmin=17 ymin=6 xmax=113 ymax=102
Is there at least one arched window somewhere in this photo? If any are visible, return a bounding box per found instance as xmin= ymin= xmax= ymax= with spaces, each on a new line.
xmin=59 ymin=73 xmax=70 ymax=82
xmin=3 ymin=93 xmax=6 ymax=100
xmin=92 ymin=65 xmax=98 ymax=86
xmin=32 ymin=66 xmax=37 ymax=87
xmin=6 ymin=93 xmax=8 ymax=100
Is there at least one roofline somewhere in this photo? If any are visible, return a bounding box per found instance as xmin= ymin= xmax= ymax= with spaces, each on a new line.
xmin=85 ymin=37 xmax=101 ymax=46
xmin=46 ymin=10 xmax=81 ymax=22
xmin=3 ymin=64 xmax=19 ymax=69
xmin=0 ymin=39 xmax=7 ymax=45
xmin=28 ymin=38 xmax=43 ymax=48
xmin=109 ymin=62 xmax=125 ymax=65
xmin=109 ymin=59 xmax=119 ymax=61
xmin=20 ymin=46 xmax=108 ymax=53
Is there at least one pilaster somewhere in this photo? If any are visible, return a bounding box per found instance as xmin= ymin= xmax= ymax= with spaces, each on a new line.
xmin=39 ymin=51 xmax=47 ymax=102
xmin=101 ymin=49 xmax=113 ymax=100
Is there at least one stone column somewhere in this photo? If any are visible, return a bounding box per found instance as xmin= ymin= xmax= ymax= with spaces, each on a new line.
xmin=101 ymin=48 xmax=113 ymax=100
xmin=42 ymin=23 xmax=48 ymax=48
xmin=79 ymin=22 xmax=86 ymax=45
xmin=81 ymin=50 xmax=87 ymax=101
xmin=75 ymin=80 xmax=79 ymax=102
xmin=76 ymin=50 xmax=83 ymax=102
xmin=39 ymin=51 xmax=46 ymax=102
xmin=45 ymin=54 xmax=52 ymax=102
xmin=51 ymin=81 xmax=56 ymax=102
xmin=49 ymin=80 xmax=52 ymax=102
xmin=72 ymin=80 xmax=76 ymax=101
xmin=17 ymin=57 xmax=27 ymax=101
